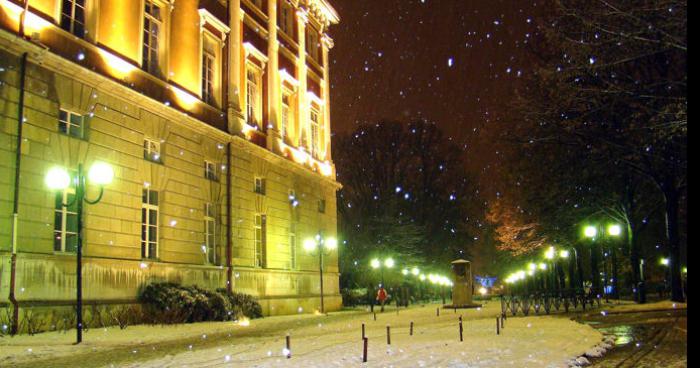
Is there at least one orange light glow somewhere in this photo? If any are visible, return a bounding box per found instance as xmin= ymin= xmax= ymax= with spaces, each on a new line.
xmin=98 ymin=48 xmax=136 ymax=79
xmin=1 ymin=2 xmax=51 ymax=34
xmin=170 ymin=85 xmax=199 ymax=110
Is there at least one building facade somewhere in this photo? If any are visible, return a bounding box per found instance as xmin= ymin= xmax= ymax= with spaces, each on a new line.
xmin=0 ymin=0 xmax=341 ymax=325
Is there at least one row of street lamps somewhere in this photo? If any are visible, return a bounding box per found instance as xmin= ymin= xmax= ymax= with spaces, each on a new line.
xmin=368 ymin=257 xmax=453 ymax=306
xmin=505 ymin=223 xmax=625 ymax=298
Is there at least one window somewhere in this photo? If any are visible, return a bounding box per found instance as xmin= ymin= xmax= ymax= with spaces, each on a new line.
xmin=58 ymin=109 xmax=84 ymax=139
xmin=254 ymin=177 xmax=266 ymax=195
xmin=143 ymin=0 xmax=162 ymax=75
xmin=254 ymin=214 xmax=267 ymax=268
xmin=318 ymin=199 xmax=326 ymax=213
xmin=204 ymin=203 xmax=217 ymax=264
xmin=246 ymin=67 xmax=262 ymax=127
xmin=202 ymin=51 xmax=215 ymax=105
xmin=204 ymin=160 xmax=218 ymax=181
xmin=60 ymin=0 xmax=86 ymax=38
xmin=289 ymin=222 xmax=297 ymax=269
xmin=279 ymin=0 xmax=294 ymax=36
xmin=306 ymin=30 xmax=320 ymax=61
xmin=144 ymin=138 xmax=162 ymax=163
xmin=141 ymin=188 xmax=159 ymax=259
xmin=281 ymin=93 xmax=290 ymax=139
xmin=251 ymin=0 xmax=263 ymax=10
xmin=54 ymin=182 xmax=78 ymax=253
xmin=310 ymin=106 xmax=320 ymax=158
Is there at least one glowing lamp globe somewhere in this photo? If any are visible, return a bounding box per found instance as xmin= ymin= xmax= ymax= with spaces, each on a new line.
xmin=544 ymin=247 xmax=556 ymax=260
xmin=325 ymin=237 xmax=338 ymax=250
xmin=303 ymin=239 xmax=317 ymax=252
xmin=411 ymin=267 xmax=420 ymax=276
xmin=660 ymin=258 xmax=670 ymax=266
xmin=560 ymin=250 xmax=570 ymax=259
xmin=88 ymin=162 xmax=114 ymax=185
xmin=528 ymin=263 xmax=537 ymax=271
xmin=402 ymin=269 xmax=409 ymax=276
xmin=370 ymin=258 xmax=381 ymax=269
xmin=584 ymin=226 xmax=598 ymax=238
xmin=608 ymin=224 xmax=622 ymax=237
xmin=45 ymin=167 xmax=71 ymax=190
xmin=538 ymin=263 xmax=548 ymax=270
xmin=384 ymin=258 xmax=395 ymax=268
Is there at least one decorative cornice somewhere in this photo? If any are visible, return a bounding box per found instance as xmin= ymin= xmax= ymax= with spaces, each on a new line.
xmin=199 ymin=9 xmax=231 ymax=40
xmin=321 ymin=33 xmax=334 ymax=49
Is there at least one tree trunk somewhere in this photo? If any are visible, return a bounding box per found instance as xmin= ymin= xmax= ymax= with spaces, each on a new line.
xmin=663 ymin=185 xmax=684 ymax=302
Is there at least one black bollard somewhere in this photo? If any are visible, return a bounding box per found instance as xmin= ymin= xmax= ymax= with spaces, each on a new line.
xmin=437 ymin=307 xmax=440 ymax=317
xmin=410 ymin=321 xmax=414 ymax=336
xmin=363 ymin=337 xmax=368 ymax=363
xmin=459 ymin=316 xmax=464 ymax=342
xmin=374 ymin=312 xmax=377 ymax=321
xmin=286 ymin=334 xmax=291 ymax=358
xmin=362 ymin=323 xmax=366 ymax=339
xmin=387 ymin=325 xmax=391 ymax=345
xmin=496 ymin=317 xmax=500 ymax=335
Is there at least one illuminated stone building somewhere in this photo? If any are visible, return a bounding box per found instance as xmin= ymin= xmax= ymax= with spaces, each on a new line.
xmin=0 ymin=0 xmax=341 ymax=320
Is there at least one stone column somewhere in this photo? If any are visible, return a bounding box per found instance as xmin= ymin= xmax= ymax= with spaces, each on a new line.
xmin=266 ymin=0 xmax=281 ymax=153
xmin=227 ymin=0 xmax=245 ymax=135
xmin=295 ymin=9 xmax=308 ymax=150
xmin=321 ymin=34 xmax=333 ymax=161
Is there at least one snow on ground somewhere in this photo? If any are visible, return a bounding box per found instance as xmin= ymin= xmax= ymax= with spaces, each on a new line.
xmin=1 ymin=301 xmax=602 ymax=368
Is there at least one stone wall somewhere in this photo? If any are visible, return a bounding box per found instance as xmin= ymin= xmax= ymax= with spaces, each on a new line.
xmin=0 ymin=39 xmax=341 ymax=320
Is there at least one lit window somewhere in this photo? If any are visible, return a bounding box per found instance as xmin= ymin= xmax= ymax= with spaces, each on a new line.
xmin=246 ymin=67 xmax=262 ymax=127
xmin=254 ymin=177 xmax=266 ymax=195
xmin=310 ymin=106 xmax=320 ymax=158
xmin=141 ymin=188 xmax=159 ymax=259
xmin=54 ymin=178 xmax=78 ymax=253
xmin=204 ymin=160 xmax=218 ymax=181
xmin=204 ymin=203 xmax=217 ymax=264
xmin=60 ymin=0 xmax=86 ymax=38
xmin=143 ymin=0 xmax=162 ymax=75
xmin=58 ymin=109 xmax=84 ymax=139
xmin=254 ymin=214 xmax=267 ymax=268
xmin=279 ymin=1 xmax=294 ymax=36
xmin=144 ymin=138 xmax=162 ymax=163
xmin=318 ymin=199 xmax=326 ymax=213
xmin=281 ymin=93 xmax=290 ymax=139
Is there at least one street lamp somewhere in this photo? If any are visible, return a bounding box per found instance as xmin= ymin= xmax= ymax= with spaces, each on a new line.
xmin=45 ymin=162 xmax=114 ymax=344
xmin=304 ymin=233 xmax=337 ymax=314
xmin=583 ymin=225 xmax=602 ymax=296
xmin=606 ymin=224 xmax=622 ymax=299
xmin=370 ymin=257 xmax=394 ymax=287
xmin=370 ymin=257 xmax=394 ymax=311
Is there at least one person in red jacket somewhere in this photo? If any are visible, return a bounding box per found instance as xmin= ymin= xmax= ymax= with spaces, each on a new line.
xmin=376 ymin=286 xmax=388 ymax=312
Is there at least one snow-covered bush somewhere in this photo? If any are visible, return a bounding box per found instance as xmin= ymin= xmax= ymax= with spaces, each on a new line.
xmin=138 ymin=283 xmax=259 ymax=324
xmin=217 ymin=289 xmax=263 ymax=319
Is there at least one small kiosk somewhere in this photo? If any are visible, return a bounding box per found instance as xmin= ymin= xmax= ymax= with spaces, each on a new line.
xmin=445 ymin=259 xmax=482 ymax=309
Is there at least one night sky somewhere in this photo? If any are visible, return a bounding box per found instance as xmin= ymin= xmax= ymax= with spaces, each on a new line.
xmin=329 ymin=0 xmax=543 ymax=193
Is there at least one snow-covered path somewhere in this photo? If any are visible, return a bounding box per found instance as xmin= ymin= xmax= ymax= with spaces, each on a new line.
xmin=1 ymin=301 xmax=602 ymax=367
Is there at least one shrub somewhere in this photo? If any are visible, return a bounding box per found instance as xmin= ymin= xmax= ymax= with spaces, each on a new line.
xmin=138 ymin=283 xmax=259 ymax=324
xmin=217 ymin=289 xmax=263 ymax=319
